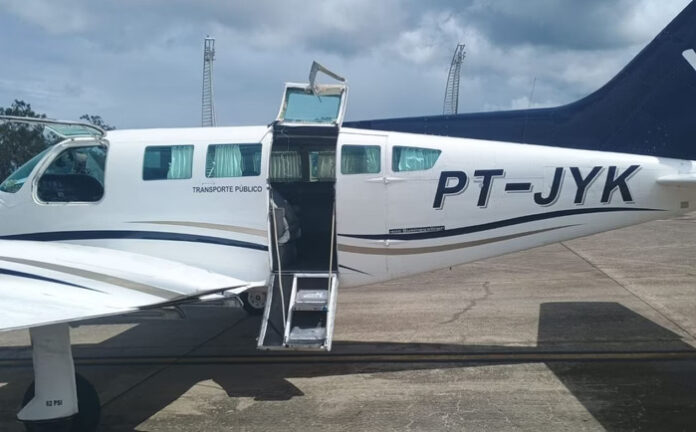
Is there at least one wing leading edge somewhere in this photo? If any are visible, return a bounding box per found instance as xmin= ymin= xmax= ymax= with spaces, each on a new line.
xmin=0 ymin=240 xmax=257 ymax=331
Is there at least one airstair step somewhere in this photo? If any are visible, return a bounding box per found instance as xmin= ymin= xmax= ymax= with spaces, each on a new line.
xmin=288 ymin=325 xmax=327 ymax=344
xmin=293 ymin=289 xmax=329 ymax=311
xmin=258 ymin=271 xmax=338 ymax=351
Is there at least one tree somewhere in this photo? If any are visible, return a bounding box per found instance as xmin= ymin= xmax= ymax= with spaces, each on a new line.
xmin=79 ymin=114 xmax=115 ymax=131
xmin=0 ymin=103 xmax=116 ymax=182
xmin=0 ymin=100 xmax=47 ymax=181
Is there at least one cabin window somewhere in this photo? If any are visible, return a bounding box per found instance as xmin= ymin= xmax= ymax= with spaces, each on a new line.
xmin=0 ymin=147 xmax=51 ymax=193
xmin=37 ymin=145 xmax=107 ymax=203
xmin=341 ymin=145 xmax=380 ymax=175
xmin=206 ymin=144 xmax=262 ymax=178
xmin=143 ymin=145 xmax=193 ymax=180
xmin=392 ymin=146 xmax=441 ymax=172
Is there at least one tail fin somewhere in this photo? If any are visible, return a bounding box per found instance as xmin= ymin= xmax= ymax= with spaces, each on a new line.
xmin=346 ymin=2 xmax=696 ymax=160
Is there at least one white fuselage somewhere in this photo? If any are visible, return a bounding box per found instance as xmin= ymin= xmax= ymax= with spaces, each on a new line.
xmin=0 ymin=125 xmax=693 ymax=288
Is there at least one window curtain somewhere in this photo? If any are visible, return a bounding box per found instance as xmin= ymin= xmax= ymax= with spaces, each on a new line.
xmin=211 ymin=144 xmax=243 ymax=177
xmin=341 ymin=151 xmax=361 ymax=174
xmin=252 ymin=149 xmax=262 ymax=175
xmin=167 ymin=146 xmax=193 ymax=179
xmin=271 ymin=151 xmax=302 ymax=180
xmin=365 ymin=147 xmax=380 ymax=173
xmin=341 ymin=146 xmax=380 ymax=174
xmin=396 ymin=147 xmax=441 ymax=172
xmin=315 ymin=151 xmax=335 ymax=179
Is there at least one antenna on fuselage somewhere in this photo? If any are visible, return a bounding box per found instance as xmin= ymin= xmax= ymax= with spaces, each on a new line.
xmin=201 ymin=36 xmax=216 ymax=127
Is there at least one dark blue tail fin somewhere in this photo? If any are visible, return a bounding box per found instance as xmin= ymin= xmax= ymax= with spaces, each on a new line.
xmin=346 ymin=2 xmax=696 ymax=160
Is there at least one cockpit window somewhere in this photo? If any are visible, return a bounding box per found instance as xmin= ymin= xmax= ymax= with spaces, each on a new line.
xmin=0 ymin=147 xmax=51 ymax=193
xmin=37 ymin=145 xmax=107 ymax=203
xmin=392 ymin=146 xmax=441 ymax=172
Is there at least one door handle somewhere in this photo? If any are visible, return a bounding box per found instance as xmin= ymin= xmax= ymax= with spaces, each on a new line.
xmin=384 ymin=177 xmax=406 ymax=184
xmin=366 ymin=176 xmax=407 ymax=184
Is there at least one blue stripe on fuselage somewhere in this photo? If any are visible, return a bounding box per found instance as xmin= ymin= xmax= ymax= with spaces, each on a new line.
xmin=0 ymin=230 xmax=269 ymax=252
xmin=339 ymin=207 xmax=664 ymax=241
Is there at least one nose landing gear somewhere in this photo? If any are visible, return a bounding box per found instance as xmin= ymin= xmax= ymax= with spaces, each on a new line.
xmin=241 ymin=289 xmax=267 ymax=315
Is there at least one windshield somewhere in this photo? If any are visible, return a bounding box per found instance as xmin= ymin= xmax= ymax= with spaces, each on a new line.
xmin=0 ymin=147 xmax=51 ymax=193
xmin=281 ymin=88 xmax=342 ymax=124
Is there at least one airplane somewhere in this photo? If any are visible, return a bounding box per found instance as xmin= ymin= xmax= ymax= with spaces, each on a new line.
xmin=0 ymin=2 xmax=695 ymax=431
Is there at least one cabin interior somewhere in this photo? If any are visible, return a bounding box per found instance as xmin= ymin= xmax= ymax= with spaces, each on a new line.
xmin=269 ymin=125 xmax=338 ymax=272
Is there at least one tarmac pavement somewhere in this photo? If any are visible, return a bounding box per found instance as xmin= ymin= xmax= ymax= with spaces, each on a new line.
xmin=1 ymin=214 xmax=695 ymax=431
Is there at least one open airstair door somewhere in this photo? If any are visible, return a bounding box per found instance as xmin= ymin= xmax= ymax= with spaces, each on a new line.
xmin=258 ymin=62 xmax=346 ymax=351
xmin=275 ymin=61 xmax=348 ymax=128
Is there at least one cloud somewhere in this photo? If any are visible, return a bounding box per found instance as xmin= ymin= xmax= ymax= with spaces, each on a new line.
xmin=0 ymin=0 xmax=691 ymax=128
xmin=0 ymin=0 xmax=93 ymax=34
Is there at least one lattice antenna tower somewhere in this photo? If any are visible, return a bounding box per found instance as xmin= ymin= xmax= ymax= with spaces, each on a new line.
xmin=443 ymin=43 xmax=466 ymax=115
xmin=202 ymin=36 xmax=216 ymax=127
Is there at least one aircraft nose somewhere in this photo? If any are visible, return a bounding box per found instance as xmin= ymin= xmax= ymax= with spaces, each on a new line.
xmin=0 ymin=195 xmax=10 ymax=215
xmin=0 ymin=197 xmax=11 ymax=235
xmin=0 ymin=203 xmax=6 ymax=232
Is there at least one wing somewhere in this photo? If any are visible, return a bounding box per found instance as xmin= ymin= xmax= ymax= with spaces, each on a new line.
xmin=0 ymin=240 xmax=260 ymax=332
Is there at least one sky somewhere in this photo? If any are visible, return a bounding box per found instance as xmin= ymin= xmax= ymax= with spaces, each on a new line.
xmin=0 ymin=0 xmax=691 ymax=129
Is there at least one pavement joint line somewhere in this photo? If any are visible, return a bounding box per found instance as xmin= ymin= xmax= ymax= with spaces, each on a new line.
xmin=1 ymin=351 xmax=696 ymax=367
xmin=560 ymin=241 xmax=696 ymax=342
xmin=99 ymin=315 xmax=250 ymax=409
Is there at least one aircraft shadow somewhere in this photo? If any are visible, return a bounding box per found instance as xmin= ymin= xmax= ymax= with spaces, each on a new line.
xmin=0 ymin=302 xmax=694 ymax=431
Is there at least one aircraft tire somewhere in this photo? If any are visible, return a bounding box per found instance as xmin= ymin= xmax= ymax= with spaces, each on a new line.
xmin=21 ymin=374 xmax=101 ymax=432
xmin=241 ymin=290 xmax=266 ymax=315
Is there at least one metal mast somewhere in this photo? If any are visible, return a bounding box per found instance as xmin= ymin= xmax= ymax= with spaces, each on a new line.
xmin=202 ymin=36 xmax=216 ymax=127
xmin=442 ymin=43 xmax=466 ymax=115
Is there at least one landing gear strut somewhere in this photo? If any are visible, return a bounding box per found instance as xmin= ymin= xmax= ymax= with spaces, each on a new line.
xmin=17 ymin=325 xmax=101 ymax=432
xmin=21 ymin=375 xmax=100 ymax=432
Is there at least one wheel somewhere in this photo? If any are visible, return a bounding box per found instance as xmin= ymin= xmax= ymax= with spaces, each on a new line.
xmin=241 ymin=290 xmax=267 ymax=315
xmin=21 ymin=374 xmax=100 ymax=432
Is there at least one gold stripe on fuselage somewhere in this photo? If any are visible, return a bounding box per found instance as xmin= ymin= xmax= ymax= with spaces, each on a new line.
xmin=337 ymin=225 xmax=576 ymax=256
xmin=130 ymin=221 xmax=267 ymax=237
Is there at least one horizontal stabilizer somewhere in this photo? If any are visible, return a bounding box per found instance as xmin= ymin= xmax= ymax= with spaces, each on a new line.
xmin=657 ymin=174 xmax=696 ymax=186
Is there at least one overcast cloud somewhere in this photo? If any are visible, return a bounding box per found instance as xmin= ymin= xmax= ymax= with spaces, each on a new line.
xmin=0 ymin=0 xmax=690 ymax=128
